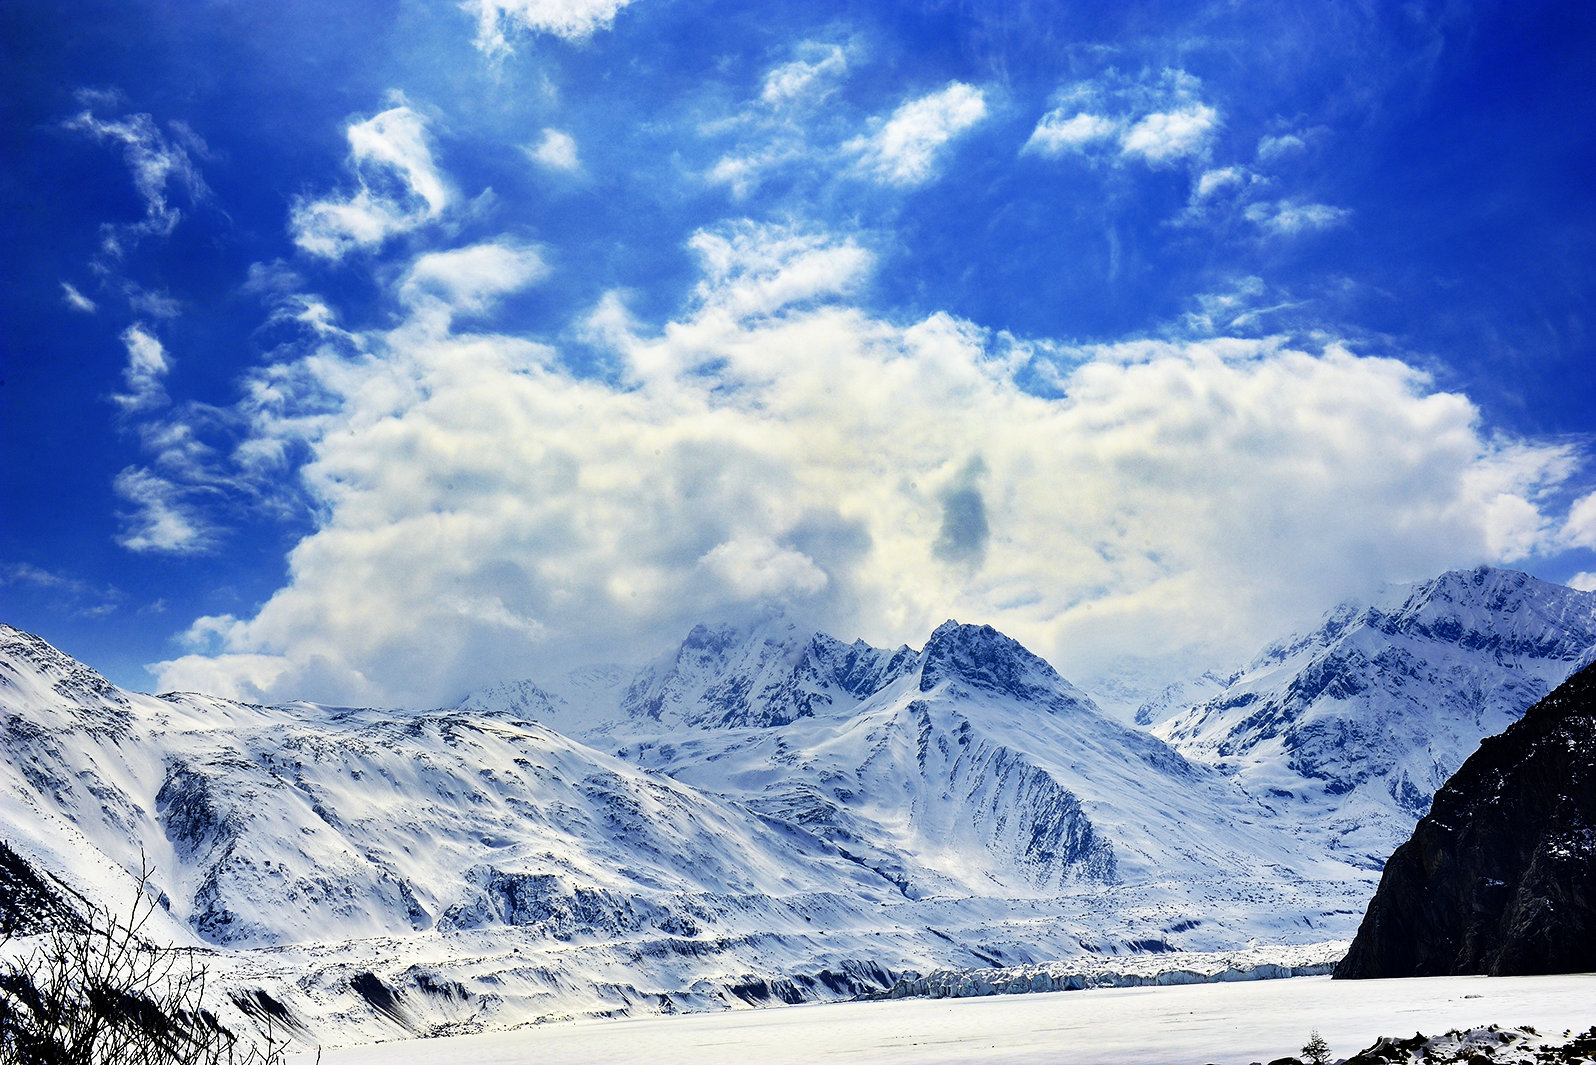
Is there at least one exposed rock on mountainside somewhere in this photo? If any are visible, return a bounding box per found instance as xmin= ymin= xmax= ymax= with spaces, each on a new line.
xmin=0 ymin=840 xmax=81 ymax=936
xmin=1334 ymin=661 xmax=1596 ymax=978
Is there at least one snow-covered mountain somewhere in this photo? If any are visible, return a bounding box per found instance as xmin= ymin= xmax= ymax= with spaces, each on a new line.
xmin=602 ymin=618 xmax=1361 ymax=923
xmin=1149 ymin=567 xmax=1596 ymax=866
xmin=1 ymin=617 xmax=1363 ymax=1044
xmin=6 ymin=566 xmax=1594 ymax=1046
xmin=615 ymin=613 xmax=919 ymax=729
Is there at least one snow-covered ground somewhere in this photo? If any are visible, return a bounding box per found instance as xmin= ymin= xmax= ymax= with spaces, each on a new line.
xmin=304 ymin=973 xmax=1596 ymax=1065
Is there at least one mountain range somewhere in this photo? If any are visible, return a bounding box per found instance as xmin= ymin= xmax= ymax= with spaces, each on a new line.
xmin=2 ymin=566 xmax=1593 ymax=1043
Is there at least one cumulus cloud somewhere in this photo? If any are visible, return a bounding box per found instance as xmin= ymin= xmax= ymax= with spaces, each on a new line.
xmin=466 ymin=0 xmax=636 ymax=53
xmin=684 ymin=221 xmax=872 ymax=321
xmin=849 ymin=82 xmax=987 ymax=186
xmin=290 ymin=106 xmax=454 ymax=258
xmin=1024 ymin=111 xmax=1118 ymax=155
xmin=1257 ymin=133 xmax=1307 ymax=161
xmin=699 ymin=536 xmax=830 ymax=600
xmin=1120 ymin=104 xmax=1218 ymax=164
xmin=1025 ymin=70 xmax=1217 ymax=167
xmin=399 ymin=241 xmax=550 ymax=316
xmin=1564 ymin=491 xmax=1596 ymax=549
xmin=1244 ymin=199 xmax=1353 ymax=235
xmin=526 ymin=128 xmax=580 ymax=172
xmin=1570 ymin=572 xmax=1596 ymax=593
xmin=153 ymin=222 xmax=1587 ymax=708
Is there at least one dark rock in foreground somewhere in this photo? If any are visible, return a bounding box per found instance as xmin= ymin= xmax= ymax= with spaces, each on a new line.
xmin=1334 ymin=662 xmax=1596 ymax=978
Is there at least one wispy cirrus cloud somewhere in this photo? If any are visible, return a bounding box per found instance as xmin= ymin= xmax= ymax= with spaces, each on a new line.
xmin=0 ymin=564 xmax=124 ymax=618
xmin=760 ymin=44 xmax=848 ymax=106
xmin=64 ymin=96 xmax=209 ymax=258
xmin=112 ymin=466 xmax=217 ymax=555
xmin=700 ymin=41 xmax=865 ymax=198
xmin=111 ymin=324 xmax=171 ymax=413
xmin=61 ymin=283 xmax=98 ymax=314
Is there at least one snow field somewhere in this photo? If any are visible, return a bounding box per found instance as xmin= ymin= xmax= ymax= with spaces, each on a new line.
xmin=302 ymin=972 xmax=1596 ymax=1065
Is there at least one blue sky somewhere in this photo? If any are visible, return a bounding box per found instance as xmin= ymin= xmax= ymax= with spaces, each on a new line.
xmin=4 ymin=0 xmax=1595 ymax=707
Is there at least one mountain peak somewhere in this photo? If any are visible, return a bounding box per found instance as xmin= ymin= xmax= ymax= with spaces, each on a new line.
xmin=0 ymin=623 xmax=129 ymax=713
xmin=918 ymin=621 xmax=1094 ymax=711
xmin=1371 ymin=566 xmax=1596 ymax=660
xmin=620 ymin=614 xmax=913 ymax=728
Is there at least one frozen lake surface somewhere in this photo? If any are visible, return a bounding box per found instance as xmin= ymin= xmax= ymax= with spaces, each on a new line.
xmin=307 ymin=973 xmax=1596 ymax=1064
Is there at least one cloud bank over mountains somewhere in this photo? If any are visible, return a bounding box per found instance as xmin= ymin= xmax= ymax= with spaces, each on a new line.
xmin=153 ymin=107 xmax=1580 ymax=705
xmin=9 ymin=0 xmax=1595 ymax=706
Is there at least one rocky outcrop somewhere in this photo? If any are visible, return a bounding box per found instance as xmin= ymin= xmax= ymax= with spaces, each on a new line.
xmin=1334 ymin=661 xmax=1596 ymax=978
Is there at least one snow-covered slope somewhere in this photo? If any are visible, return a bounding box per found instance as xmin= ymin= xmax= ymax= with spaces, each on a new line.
xmin=587 ymin=619 xmax=1369 ymax=945
xmin=1150 ymin=567 xmax=1596 ymax=866
xmin=0 ymin=619 xmax=1357 ymax=1045
xmin=12 ymin=566 xmax=1591 ymax=1047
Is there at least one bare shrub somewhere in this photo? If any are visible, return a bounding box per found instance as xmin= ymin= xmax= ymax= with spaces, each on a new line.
xmin=0 ymin=854 xmax=293 ymax=1065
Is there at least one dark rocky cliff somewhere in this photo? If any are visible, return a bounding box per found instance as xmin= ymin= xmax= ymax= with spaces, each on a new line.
xmin=1334 ymin=661 xmax=1596 ymax=978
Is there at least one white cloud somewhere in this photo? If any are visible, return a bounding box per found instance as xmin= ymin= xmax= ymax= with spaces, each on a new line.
xmin=1244 ymin=200 xmax=1353 ymax=235
xmin=1026 ymin=71 xmax=1217 ymax=167
xmin=683 ymin=221 xmax=872 ymax=322
xmin=700 ymin=537 xmax=829 ymax=600
xmin=761 ymin=46 xmax=848 ymax=105
xmin=290 ymin=107 xmax=454 ymax=259
xmin=526 ymin=128 xmax=580 ymax=171
xmin=1563 ymin=491 xmax=1596 ymax=549
xmin=113 ymin=466 xmax=214 ymax=554
xmin=1 ymin=564 xmax=123 ymax=618
xmin=701 ymin=41 xmax=858 ymax=198
xmin=112 ymin=324 xmax=171 ymax=413
xmin=65 ymin=105 xmax=207 ymax=255
xmin=1023 ymin=111 xmax=1118 ymax=156
xmin=850 ymin=82 xmax=987 ymax=186
xmin=1569 ymin=572 xmax=1596 ymax=593
xmin=154 ymin=223 xmax=1588 ymax=708
xmin=1257 ymin=133 xmax=1307 ymax=161
xmin=1120 ymin=104 xmax=1218 ymax=164
xmin=466 ymin=0 xmax=636 ymax=54
xmin=61 ymin=282 xmax=97 ymax=313
xmin=1192 ymin=167 xmax=1247 ymax=199
xmin=399 ymin=241 xmax=550 ymax=317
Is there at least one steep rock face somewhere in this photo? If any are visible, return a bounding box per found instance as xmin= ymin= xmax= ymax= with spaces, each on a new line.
xmin=1152 ymin=568 xmax=1596 ymax=864
xmin=1334 ymin=661 xmax=1596 ymax=978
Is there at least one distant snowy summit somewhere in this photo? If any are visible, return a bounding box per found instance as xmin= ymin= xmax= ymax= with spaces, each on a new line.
xmin=1148 ymin=566 xmax=1596 ymax=866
